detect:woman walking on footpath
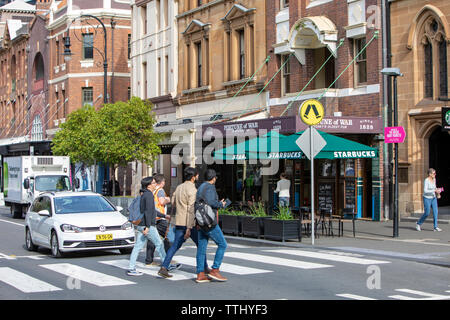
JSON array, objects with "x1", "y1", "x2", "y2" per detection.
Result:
[{"x1": 416, "y1": 168, "x2": 443, "y2": 232}]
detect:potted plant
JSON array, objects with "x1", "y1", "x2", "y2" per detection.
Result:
[
  {"x1": 241, "y1": 202, "x2": 269, "y2": 238},
  {"x1": 263, "y1": 206, "x2": 300, "y2": 242},
  {"x1": 219, "y1": 208, "x2": 245, "y2": 236}
]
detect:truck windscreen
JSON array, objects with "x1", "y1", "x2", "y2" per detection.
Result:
[{"x1": 35, "y1": 175, "x2": 71, "y2": 191}]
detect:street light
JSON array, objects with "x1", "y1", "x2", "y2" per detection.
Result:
[
  {"x1": 381, "y1": 67, "x2": 403, "y2": 238},
  {"x1": 62, "y1": 14, "x2": 108, "y2": 104}
]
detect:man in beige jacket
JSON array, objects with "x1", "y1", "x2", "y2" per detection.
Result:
[{"x1": 158, "y1": 167, "x2": 210, "y2": 278}]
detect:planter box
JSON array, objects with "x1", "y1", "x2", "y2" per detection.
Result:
[
  {"x1": 241, "y1": 216, "x2": 271, "y2": 238},
  {"x1": 263, "y1": 218, "x2": 301, "y2": 242},
  {"x1": 220, "y1": 214, "x2": 241, "y2": 236}
]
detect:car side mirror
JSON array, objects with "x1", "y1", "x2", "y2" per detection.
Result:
[
  {"x1": 38, "y1": 210, "x2": 50, "y2": 217},
  {"x1": 24, "y1": 179, "x2": 30, "y2": 189},
  {"x1": 116, "y1": 206, "x2": 123, "y2": 212}
]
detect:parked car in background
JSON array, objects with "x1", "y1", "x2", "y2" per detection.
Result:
[{"x1": 25, "y1": 191, "x2": 135, "y2": 257}]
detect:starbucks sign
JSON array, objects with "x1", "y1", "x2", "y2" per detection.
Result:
[{"x1": 443, "y1": 107, "x2": 450, "y2": 131}]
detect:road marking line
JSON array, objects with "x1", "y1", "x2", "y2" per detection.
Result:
[
  {"x1": 0, "y1": 267, "x2": 62, "y2": 293},
  {"x1": 40, "y1": 263, "x2": 135, "y2": 287},
  {"x1": 0, "y1": 252, "x2": 16, "y2": 260},
  {"x1": 224, "y1": 252, "x2": 333, "y2": 269},
  {"x1": 176, "y1": 255, "x2": 272, "y2": 275},
  {"x1": 0, "y1": 218, "x2": 25, "y2": 227},
  {"x1": 99, "y1": 259, "x2": 195, "y2": 281},
  {"x1": 265, "y1": 249, "x2": 391, "y2": 265},
  {"x1": 336, "y1": 294, "x2": 377, "y2": 300},
  {"x1": 389, "y1": 289, "x2": 450, "y2": 300}
]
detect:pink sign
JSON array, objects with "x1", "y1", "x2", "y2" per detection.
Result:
[{"x1": 385, "y1": 126, "x2": 406, "y2": 143}]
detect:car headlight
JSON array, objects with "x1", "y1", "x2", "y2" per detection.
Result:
[
  {"x1": 60, "y1": 224, "x2": 84, "y2": 233},
  {"x1": 121, "y1": 221, "x2": 132, "y2": 230}
]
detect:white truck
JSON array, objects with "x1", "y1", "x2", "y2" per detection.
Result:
[{"x1": 2, "y1": 156, "x2": 75, "y2": 218}]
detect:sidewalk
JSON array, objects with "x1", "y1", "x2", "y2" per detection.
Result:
[{"x1": 224, "y1": 219, "x2": 450, "y2": 268}]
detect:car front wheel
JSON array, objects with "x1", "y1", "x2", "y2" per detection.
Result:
[
  {"x1": 51, "y1": 232, "x2": 63, "y2": 258},
  {"x1": 25, "y1": 228, "x2": 38, "y2": 252}
]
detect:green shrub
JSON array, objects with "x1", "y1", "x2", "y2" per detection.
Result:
[
  {"x1": 274, "y1": 206, "x2": 294, "y2": 220},
  {"x1": 249, "y1": 202, "x2": 267, "y2": 217}
]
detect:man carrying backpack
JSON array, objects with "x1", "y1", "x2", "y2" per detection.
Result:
[
  {"x1": 157, "y1": 167, "x2": 209, "y2": 279},
  {"x1": 195, "y1": 169, "x2": 228, "y2": 283},
  {"x1": 127, "y1": 176, "x2": 175, "y2": 276},
  {"x1": 145, "y1": 173, "x2": 173, "y2": 266}
]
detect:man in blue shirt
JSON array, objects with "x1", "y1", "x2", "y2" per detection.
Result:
[{"x1": 195, "y1": 169, "x2": 228, "y2": 283}]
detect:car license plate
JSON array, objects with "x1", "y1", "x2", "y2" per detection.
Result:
[{"x1": 96, "y1": 234, "x2": 113, "y2": 241}]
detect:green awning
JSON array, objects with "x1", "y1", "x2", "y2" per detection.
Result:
[
  {"x1": 213, "y1": 131, "x2": 293, "y2": 160},
  {"x1": 213, "y1": 129, "x2": 378, "y2": 160},
  {"x1": 283, "y1": 130, "x2": 378, "y2": 159}
]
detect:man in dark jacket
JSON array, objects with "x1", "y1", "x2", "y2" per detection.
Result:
[
  {"x1": 195, "y1": 169, "x2": 228, "y2": 283},
  {"x1": 128, "y1": 176, "x2": 176, "y2": 276}
]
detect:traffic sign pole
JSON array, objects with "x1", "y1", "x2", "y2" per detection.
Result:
[{"x1": 310, "y1": 125, "x2": 315, "y2": 245}]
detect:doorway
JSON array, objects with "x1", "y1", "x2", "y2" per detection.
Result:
[{"x1": 429, "y1": 128, "x2": 450, "y2": 206}]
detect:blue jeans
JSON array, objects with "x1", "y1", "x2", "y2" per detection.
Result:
[
  {"x1": 196, "y1": 225, "x2": 227, "y2": 274},
  {"x1": 279, "y1": 197, "x2": 289, "y2": 207},
  {"x1": 129, "y1": 226, "x2": 166, "y2": 271},
  {"x1": 418, "y1": 197, "x2": 439, "y2": 229},
  {"x1": 161, "y1": 226, "x2": 208, "y2": 271}
]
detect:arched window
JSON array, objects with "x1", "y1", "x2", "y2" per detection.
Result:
[
  {"x1": 33, "y1": 53, "x2": 45, "y2": 81},
  {"x1": 31, "y1": 115, "x2": 43, "y2": 141},
  {"x1": 417, "y1": 15, "x2": 449, "y2": 99}
]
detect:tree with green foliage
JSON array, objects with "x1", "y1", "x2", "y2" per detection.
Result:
[{"x1": 52, "y1": 97, "x2": 161, "y2": 195}]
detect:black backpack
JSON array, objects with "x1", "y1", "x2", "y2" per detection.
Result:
[{"x1": 195, "y1": 185, "x2": 217, "y2": 232}]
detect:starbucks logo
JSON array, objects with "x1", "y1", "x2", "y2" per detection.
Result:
[{"x1": 446, "y1": 110, "x2": 450, "y2": 125}]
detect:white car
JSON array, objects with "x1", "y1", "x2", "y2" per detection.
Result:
[{"x1": 25, "y1": 191, "x2": 135, "y2": 257}]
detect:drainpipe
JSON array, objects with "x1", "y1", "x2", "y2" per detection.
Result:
[
  {"x1": 382, "y1": 0, "x2": 393, "y2": 221},
  {"x1": 111, "y1": 19, "x2": 116, "y2": 103}
]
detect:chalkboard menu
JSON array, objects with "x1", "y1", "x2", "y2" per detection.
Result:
[
  {"x1": 345, "y1": 179, "x2": 356, "y2": 208},
  {"x1": 318, "y1": 183, "x2": 333, "y2": 210}
]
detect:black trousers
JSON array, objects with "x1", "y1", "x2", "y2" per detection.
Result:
[{"x1": 145, "y1": 219, "x2": 172, "y2": 264}]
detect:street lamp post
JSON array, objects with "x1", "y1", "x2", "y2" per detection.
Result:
[
  {"x1": 381, "y1": 67, "x2": 403, "y2": 238},
  {"x1": 63, "y1": 14, "x2": 108, "y2": 104}
]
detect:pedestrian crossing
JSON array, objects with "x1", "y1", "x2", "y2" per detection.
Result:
[{"x1": 1, "y1": 247, "x2": 445, "y2": 300}]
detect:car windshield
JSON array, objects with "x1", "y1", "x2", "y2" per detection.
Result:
[
  {"x1": 35, "y1": 175, "x2": 71, "y2": 191},
  {"x1": 54, "y1": 195, "x2": 116, "y2": 214}
]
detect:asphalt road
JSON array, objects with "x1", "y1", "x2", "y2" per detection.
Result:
[{"x1": 1, "y1": 207, "x2": 450, "y2": 302}]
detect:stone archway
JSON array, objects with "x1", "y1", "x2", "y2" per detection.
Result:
[{"x1": 428, "y1": 127, "x2": 450, "y2": 206}]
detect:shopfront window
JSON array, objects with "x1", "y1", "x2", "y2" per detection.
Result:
[{"x1": 319, "y1": 160, "x2": 336, "y2": 177}]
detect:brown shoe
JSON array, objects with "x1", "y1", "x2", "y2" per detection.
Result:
[
  {"x1": 157, "y1": 267, "x2": 173, "y2": 279},
  {"x1": 204, "y1": 267, "x2": 212, "y2": 275},
  {"x1": 208, "y1": 268, "x2": 227, "y2": 282},
  {"x1": 195, "y1": 272, "x2": 211, "y2": 283}
]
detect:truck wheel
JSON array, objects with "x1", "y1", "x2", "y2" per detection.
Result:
[
  {"x1": 11, "y1": 204, "x2": 22, "y2": 219},
  {"x1": 25, "y1": 228, "x2": 38, "y2": 252},
  {"x1": 50, "y1": 232, "x2": 63, "y2": 258}
]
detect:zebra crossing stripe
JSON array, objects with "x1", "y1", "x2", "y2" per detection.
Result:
[
  {"x1": 265, "y1": 249, "x2": 391, "y2": 265},
  {"x1": 336, "y1": 293, "x2": 377, "y2": 300},
  {"x1": 40, "y1": 263, "x2": 135, "y2": 287},
  {"x1": 389, "y1": 289, "x2": 450, "y2": 300},
  {"x1": 175, "y1": 255, "x2": 272, "y2": 275},
  {"x1": 0, "y1": 267, "x2": 62, "y2": 293},
  {"x1": 224, "y1": 252, "x2": 333, "y2": 269},
  {"x1": 99, "y1": 259, "x2": 195, "y2": 281}
]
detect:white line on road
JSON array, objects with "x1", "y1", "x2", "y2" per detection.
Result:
[
  {"x1": 0, "y1": 218, "x2": 25, "y2": 227},
  {"x1": 99, "y1": 259, "x2": 195, "y2": 281},
  {"x1": 176, "y1": 255, "x2": 272, "y2": 275},
  {"x1": 389, "y1": 289, "x2": 450, "y2": 300},
  {"x1": 0, "y1": 267, "x2": 62, "y2": 293},
  {"x1": 265, "y1": 249, "x2": 391, "y2": 265},
  {"x1": 0, "y1": 252, "x2": 16, "y2": 260},
  {"x1": 40, "y1": 263, "x2": 135, "y2": 287},
  {"x1": 336, "y1": 293, "x2": 377, "y2": 300},
  {"x1": 224, "y1": 252, "x2": 333, "y2": 269}
]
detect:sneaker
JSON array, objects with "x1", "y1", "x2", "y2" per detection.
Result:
[
  {"x1": 415, "y1": 223, "x2": 421, "y2": 231},
  {"x1": 207, "y1": 268, "x2": 227, "y2": 282},
  {"x1": 145, "y1": 261, "x2": 160, "y2": 267},
  {"x1": 434, "y1": 227, "x2": 442, "y2": 232},
  {"x1": 127, "y1": 269, "x2": 143, "y2": 276},
  {"x1": 195, "y1": 272, "x2": 211, "y2": 283},
  {"x1": 157, "y1": 267, "x2": 173, "y2": 278},
  {"x1": 204, "y1": 267, "x2": 212, "y2": 275},
  {"x1": 167, "y1": 263, "x2": 182, "y2": 272}
]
